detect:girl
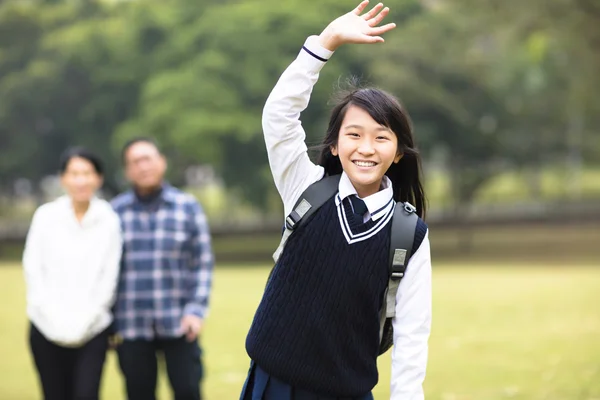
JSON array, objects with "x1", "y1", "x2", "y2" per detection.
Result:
[
  {"x1": 23, "y1": 147, "x2": 122, "y2": 400},
  {"x1": 242, "y1": 1, "x2": 432, "y2": 399}
]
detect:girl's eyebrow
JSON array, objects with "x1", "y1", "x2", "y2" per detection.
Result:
[
  {"x1": 344, "y1": 124, "x2": 391, "y2": 132},
  {"x1": 343, "y1": 124, "x2": 364, "y2": 130}
]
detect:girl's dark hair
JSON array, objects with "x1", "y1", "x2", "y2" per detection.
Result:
[
  {"x1": 317, "y1": 86, "x2": 427, "y2": 218},
  {"x1": 58, "y1": 147, "x2": 104, "y2": 176}
]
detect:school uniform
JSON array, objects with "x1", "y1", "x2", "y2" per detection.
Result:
[
  {"x1": 241, "y1": 36, "x2": 432, "y2": 400},
  {"x1": 23, "y1": 195, "x2": 122, "y2": 400}
]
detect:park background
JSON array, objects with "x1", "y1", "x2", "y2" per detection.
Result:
[{"x1": 0, "y1": 0, "x2": 598, "y2": 399}]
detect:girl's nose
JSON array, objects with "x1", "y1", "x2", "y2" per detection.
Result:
[{"x1": 357, "y1": 139, "x2": 375, "y2": 155}]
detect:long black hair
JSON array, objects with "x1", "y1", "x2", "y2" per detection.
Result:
[{"x1": 317, "y1": 86, "x2": 427, "y2": 218}]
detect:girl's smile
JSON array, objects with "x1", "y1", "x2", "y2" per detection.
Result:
[
  {"x1": 352, "y1": 160, "x2": 378, "y2": 168},
  {"x1": 331, "y1": 105, "x2": 402, "y2": 198}
]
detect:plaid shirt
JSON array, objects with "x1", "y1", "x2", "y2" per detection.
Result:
[{"x1": 111, "y1": 184, "x2": 214, "y2": 340}]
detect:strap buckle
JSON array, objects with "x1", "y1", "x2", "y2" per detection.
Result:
[
  {"x1": 391, "y1": 248, "x2": 407, "y2": 281},
  {"x1": 403, "y1": 202, "x2": 417, "y2": 214},
  {"x1": 285, "y1": 213, "x2": 299, "y2": 230},
  {"x1": 391, "y1": 271, "x2": 404, "y2": 280},
  {"x1": 284, "y1": 199, "x2": 312, "y2": 231}
]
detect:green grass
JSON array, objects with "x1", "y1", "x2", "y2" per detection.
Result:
[{"x1": 1, "y1": 263, "x2": 599, "y2": 400}]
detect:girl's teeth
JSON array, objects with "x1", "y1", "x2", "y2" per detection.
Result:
[{"x1": 355, "y1": 161, "x2": 375, "y2": 167}]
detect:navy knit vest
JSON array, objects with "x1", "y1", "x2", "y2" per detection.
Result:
[{"x1": 246, "y1": 197, "x2": 395, "y2": 396}]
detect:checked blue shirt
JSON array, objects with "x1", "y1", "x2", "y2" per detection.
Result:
[{"x1": 111, "y1": 184, "x2": 214, "y2": 340}]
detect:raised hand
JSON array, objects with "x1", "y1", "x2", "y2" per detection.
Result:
[{"x1": 318, "y1": 1, "x2": 396, "y2": 51}]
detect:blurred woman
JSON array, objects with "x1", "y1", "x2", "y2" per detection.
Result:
[{"x1": 22, "y1": 147, "x2": 122, "y2": 400}]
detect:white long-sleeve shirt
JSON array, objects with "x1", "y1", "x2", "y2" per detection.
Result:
[
  {"x1": 23, "y1": 195, "x2": 122, "y2": 347},
  {"x1": 263, "y1": 35, "x2": 432, "y2": 399}
]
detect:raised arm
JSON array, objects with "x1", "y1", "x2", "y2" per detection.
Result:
[
  {"x1": 262, "y1": 36, "x2": 330, "y2": 216},
  {"x1": 264, "y1": 0, "x2": 397, "y2": 216},
  {"x1": 390, "y1": 232, "x2": 432, "y2": 399}
]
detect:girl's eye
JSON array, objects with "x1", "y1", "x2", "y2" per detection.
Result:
[
  {"x1": 377, "y1": 136, "x2": 390, "y2": 140},
  {"x1": 347, "y1": 132, "x2": 360, "y2": 137}
]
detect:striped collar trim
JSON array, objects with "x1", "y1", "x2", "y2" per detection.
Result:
[
  {"x1": 336, "y1": 194, "x2": 395, "y2": 244},
  {"x1": 334, "y1": 172, "x2": 394, "y2": 222}
]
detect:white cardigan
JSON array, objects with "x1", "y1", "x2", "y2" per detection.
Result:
[{"x1": 23, "y1": 195, "x2": 122, "y2": 347}]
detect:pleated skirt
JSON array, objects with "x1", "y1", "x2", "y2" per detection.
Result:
[{"x1": 240, "y1": 361, "x2": 374, "y2": 400}]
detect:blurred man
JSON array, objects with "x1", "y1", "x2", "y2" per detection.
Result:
[{"x1": 111, "y1": 137, "x2": 214, "y2": 400}]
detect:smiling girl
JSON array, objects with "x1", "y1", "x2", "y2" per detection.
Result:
[{"x1": 242, "y1": 2, "x2": 432, "y2": 399}]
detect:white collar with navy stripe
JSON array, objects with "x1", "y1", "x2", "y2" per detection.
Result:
[{"x1": 334, "y1": 172, "x2": 394, "y2": 221}]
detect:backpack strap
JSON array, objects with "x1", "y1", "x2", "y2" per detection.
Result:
[
  {"x1": 272, "y1": 174, "x2": 341, "y2": 262},
  {"x1": 379, "y1": 202, "x2": 418, "y2": 343}
]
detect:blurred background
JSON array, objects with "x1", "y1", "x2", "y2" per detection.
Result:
[{"x1": 0, "y1": 0, "x2": 598, "y2": 399}]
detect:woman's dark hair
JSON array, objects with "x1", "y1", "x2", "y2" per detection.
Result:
[
  {"x1": 59, "y1": 147, "x2": 104, "y2": 176},
  {"x1": 317, "y1": 86, "x2": 427, "y2": 218}
]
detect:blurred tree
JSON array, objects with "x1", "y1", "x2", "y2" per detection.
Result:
[
  {"x1": 448, "y1": 0, "x2": 600, "y2": 197},
  {"x1": 0, "y1": 0, "x2": 142, "y2": 196},
  {"x1": 111, "y1": 0, "x2": 356, "y2": 208},
  {"x1": 362, "y1": 8, "x2": 510, "y2": 212},
  {"x1": 368, "y1": 0, "x2": 600, "y2": 209},
  {"x1": 0, "y1": 0, "x2": 597, "y2": 214}
]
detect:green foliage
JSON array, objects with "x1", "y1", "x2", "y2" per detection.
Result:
[{"x1": 0, "y1": 0, "x2": 598, "y2": 209}]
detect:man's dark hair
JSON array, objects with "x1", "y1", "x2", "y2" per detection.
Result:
[{"x1": 121, "y1": 137, "x2": 162, "y2": 164}]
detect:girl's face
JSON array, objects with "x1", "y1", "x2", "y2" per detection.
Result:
[
  {"x1": 60, "y1": 157, "x2": 102, "y2": 204},
  {"x1": 331, "y1": 105, "x2": 402, "y2": 198}
]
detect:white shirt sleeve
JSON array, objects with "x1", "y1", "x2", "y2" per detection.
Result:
[
  {"x1": 22, "y1": 207, "x2": 46, "y2": 310},
  {"x1": 390, "y1": 231, "x2": 432, "y2": 400},
  {"x1": 262, "y1": 35, "x2": 332, "y2": 216},
  {"x1": 83, "y1": 213, "x2": 122, "y2": 333},
  {"x1": 22, "y1": 206, "x2": 61, "y2": 341}
]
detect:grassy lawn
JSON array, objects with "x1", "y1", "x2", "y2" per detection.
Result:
[{"x1": 0, "y1": 263, "x2": 599, "y2": 399}]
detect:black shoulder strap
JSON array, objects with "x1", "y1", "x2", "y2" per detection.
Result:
[
  {"x1": 272, "y1": 174, "x2": 341, "y2": 262},
  {"x1": 379, "y1": 201, "x2": 419, "y2": 347},
  {"x1": 389, "y1": 202, "x2": 419, "y2": 280},
  {"x1": 284, "y1": 174, "x2": 341, "y2": 231}
]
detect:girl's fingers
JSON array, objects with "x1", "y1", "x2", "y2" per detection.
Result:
[
  {"x1": 362, "y1": 2, "x2": 384, "y2": 20},
  {"x1": 360, "y1": 34, "x2": 384, "y2": 43},
  {"x1": 369, "y1": 23, "x2": 396, "y2": 36},
  {"x1": 353, "y1": 0, "x2": 370, "y2": 15},
  {"x1": 368, "y1": 7, "x2": 389, "y2": 26}
]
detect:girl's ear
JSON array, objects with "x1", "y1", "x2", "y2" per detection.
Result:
[
  {"x1": 394, "y1": 152, "x2": 403, "y2": 164},
  {"x1": 330, "y1": 145, "x2": 338, "y2": 157}
]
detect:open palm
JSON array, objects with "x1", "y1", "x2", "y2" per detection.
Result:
[{"x1": 319, "y1": 1, "x2": 396, "y2": 50}]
